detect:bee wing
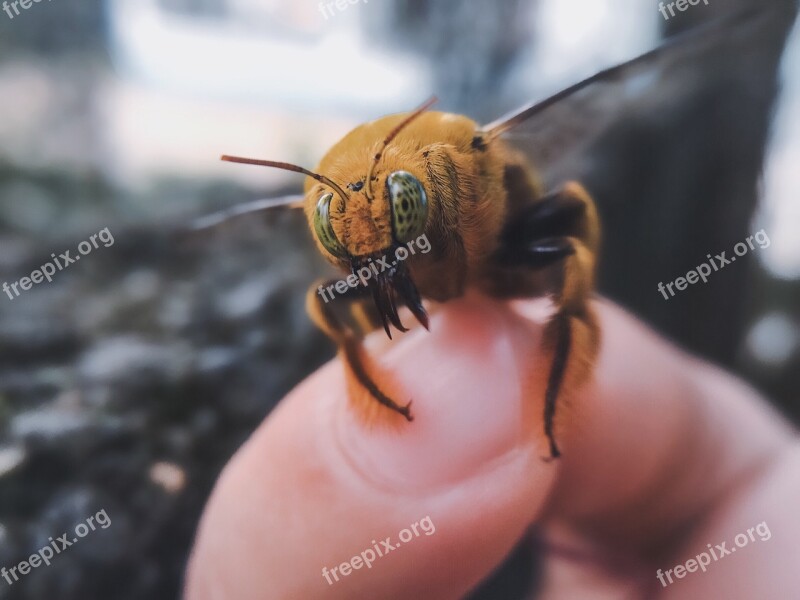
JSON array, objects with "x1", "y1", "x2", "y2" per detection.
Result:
[
  {"x1": 189, "y1": 194, "x2": 305, "y2": 232},
  {"x1": 482, "y1": 7, "x2": 772, "y2": 187}
]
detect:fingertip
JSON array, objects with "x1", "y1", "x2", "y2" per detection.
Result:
[
  {"x1": 187, "y1": 294, "x2": 563, "y2": 600},
  {"x1": 334, "y1": 293, "x2": 550, "y2": 490}
]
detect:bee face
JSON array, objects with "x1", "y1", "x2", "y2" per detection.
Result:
[
  {"x1": 307, "y1": 162, "x2": 431, "y2": 334},
  {"x1": 309, "y1": 183, "x2": 391, "y2": 261},
  {"x1": 309, "y1": 169, "x2": 428, "y2": 262}
]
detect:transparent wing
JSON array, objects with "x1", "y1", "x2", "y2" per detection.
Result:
[{"x1": 482, "y1": 6, "x2": 775, "y2": 188}]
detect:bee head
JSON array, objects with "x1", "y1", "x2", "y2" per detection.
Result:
[{"x1": 308, "y1": 171, "x2": 429, "y2": 337}]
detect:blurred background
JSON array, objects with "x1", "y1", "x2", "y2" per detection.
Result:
[{"x1": 0, "y1": 0, "x2": 797, "y2": 598}]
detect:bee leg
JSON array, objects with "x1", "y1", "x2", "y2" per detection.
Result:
[
  {"x1": 497, "y1": 182, "x2": 601, "y2": 458},
  {"x1": 340, "y1": 336, "x2": 414, "y2": 421},
  {"x1": 305, "y1": 280, "x2": 414, "y2": 421},
  {"x1": 496, "y1": 236, "x2": 575, "y2": 268},
  {"x1": 349, "y1": 301, "x2": 381, "y2": 337},
  {"x1": 535, "y1": 236, "x2": 599, "y2": 459},
  {"x1": 501, "y1": 182, "x2": 600, "y2": 256}
]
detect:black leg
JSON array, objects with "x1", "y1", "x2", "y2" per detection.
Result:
[
  {"x1": 494, "y1": 236, "x2": 576, "y2": 268},
  {"x1": 501, "y1": 190, "x2": 587, "y2": 250},
  {"x1": 493, "y1": 183, "x2": 600, "y2": 458},
  {"x1": 341, "y1": 338, "x2": 413, "y2": 421},
  {"x1": 306, "y1": 279, "x2": 415, "y2": 422},
  {"x1": 543, "y1": 312, "x2": 571, "y2": 459}
]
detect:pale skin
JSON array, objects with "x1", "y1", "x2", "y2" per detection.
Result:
[{"x1": 185, "y1": 295, "x2": 799, "y2": 599}]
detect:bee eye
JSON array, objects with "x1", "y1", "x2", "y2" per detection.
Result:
[
  {"x1": 313, "y1": 193, "x2": 347, "y2": 258},
  {"x1": 386, "y1": 171, "x2": 428, "y2": 243}
]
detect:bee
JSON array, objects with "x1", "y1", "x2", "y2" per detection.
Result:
[{"x1": 197, "y1": 9, "x2": 767, "y2": 458}]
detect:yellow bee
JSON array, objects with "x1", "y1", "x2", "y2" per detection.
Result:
[
  {"x1": 216, "y1": 99, "x2": 598, "y2": 459},
  {"x1": 199, "y1": 10, "x2": 762, "y2": 458}
]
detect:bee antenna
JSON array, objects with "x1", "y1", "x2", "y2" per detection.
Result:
[
  {"x1": 364, "y1": 96, "x2": 438, "y2": 200},
  {"x1": 220, "y1": 155, "x2": 350, "y2": 203}
]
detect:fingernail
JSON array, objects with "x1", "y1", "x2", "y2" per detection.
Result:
[{"x1": 333, "y1": 294, "x2": 541, "y2": 491}]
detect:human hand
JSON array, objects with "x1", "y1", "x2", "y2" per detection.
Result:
[{"x1": 185, "y1": 295, "x2": 798, "y2": 599}]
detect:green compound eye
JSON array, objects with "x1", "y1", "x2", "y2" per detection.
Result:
[
  {"x1": 313, "y1": 193, "x2": 347, "y2": 258},
  {"x1": 386, "y1": 171, "x2": 428, "y2": 243}
]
